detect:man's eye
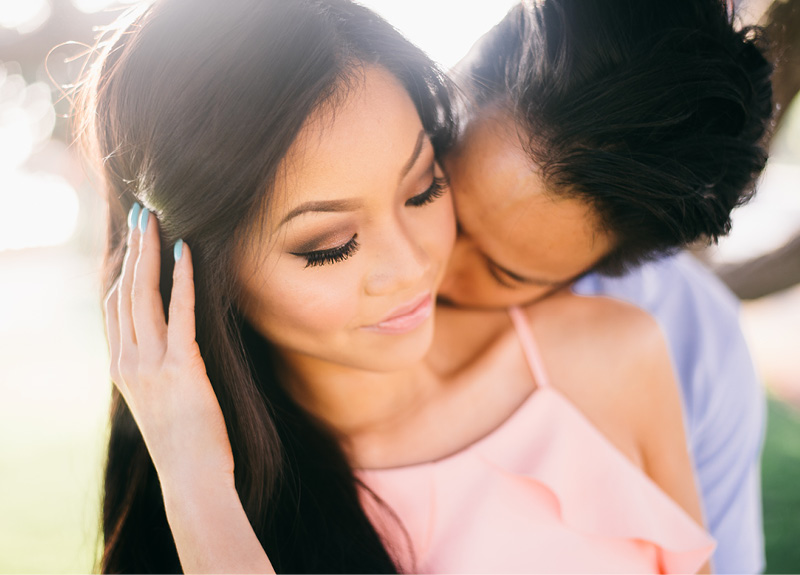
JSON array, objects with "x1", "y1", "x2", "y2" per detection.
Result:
[
  {"x1": 406, "y1": 176, "x2": 448, "y2": 207},
  {"x1": 487, "y1": 261, "x2": 518, "y2": 289},
  {"x1": 291, "y1": 234, "x2": 359, "y2": 268}
]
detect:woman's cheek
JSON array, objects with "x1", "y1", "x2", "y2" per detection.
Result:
[{"x1": 252, "y1": 264, "x2": 363, "y2": 345}]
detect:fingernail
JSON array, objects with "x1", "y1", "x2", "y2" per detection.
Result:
[
  {"x1": 139, "y1": 207, "x2": 150, "y2": 233},
  {"x1": 174, "y1": 239, "x2": 183, "y2": 262},
  {"x1": 127, "y1": 202, "x2": 141, "y2": 230}
]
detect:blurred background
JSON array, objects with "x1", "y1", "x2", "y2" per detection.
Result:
[{"x1": 0, "y1": 0, "x2": 798, "y2": 572}]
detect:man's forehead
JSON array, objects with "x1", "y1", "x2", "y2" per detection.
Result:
[
  {"x1": 463, "y1": 178, "x2": 613, "y2": 277},
  {"x1": 456, "y1": 119, "x2": 543, "y2": 205}
]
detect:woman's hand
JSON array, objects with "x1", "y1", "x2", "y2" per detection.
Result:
[
  {"x1": 104, "y1": 204, "x2": 234, "y2": 486},
  {"x1": 104, "y1": 204, "x2": 273, "y2": 574}
]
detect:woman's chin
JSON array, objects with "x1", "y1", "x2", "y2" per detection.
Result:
[{"x1": 352, "y1": 316, "x2": 436, "y2": 373}]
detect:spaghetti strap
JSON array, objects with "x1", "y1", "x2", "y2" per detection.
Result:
[{"x1": 508, "y1": 306, "x2": 551, "y2": 389}]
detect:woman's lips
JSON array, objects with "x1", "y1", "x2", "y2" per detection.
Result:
[{"x1": 361, "y1": 293, "x2": 434, "y2": 335}]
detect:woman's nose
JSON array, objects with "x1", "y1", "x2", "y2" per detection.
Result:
[{"x1": 364, "y1": 227, "x2": 431, "y2": 297}]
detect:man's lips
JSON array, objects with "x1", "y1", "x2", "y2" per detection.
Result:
[{"x1": 361, "y1": 293, "x2": 434, "y2": 335}]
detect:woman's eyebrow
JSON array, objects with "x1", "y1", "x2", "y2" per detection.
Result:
[
  {"x1": 279, "y1": 198, "x2": 362, "y2": 226},
  {"x1": 280, "y1": 130, "x2": 428, "y2": 227}
]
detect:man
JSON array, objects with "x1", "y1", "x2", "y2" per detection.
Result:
[{"x1": 440, "y1": 0, "x2": 773, "y2": 572}]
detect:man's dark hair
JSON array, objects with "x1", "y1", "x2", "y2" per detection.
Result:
[{"x1": 462, "y1": 0, "x2": 773, "y2": 274}]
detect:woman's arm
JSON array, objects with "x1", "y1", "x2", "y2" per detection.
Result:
[
  {"x1": 104, "y1": 206, "x2": 274, "y2": 574},
  {"x1": 624, "y1": 311, "x2": 712, "y2": 574},
  {"x1": 525, "y1": 293, "x2": 713, "y2": 574},
  {"x1": 160, "y1": 476, "x2": 273, "y2": 574}
]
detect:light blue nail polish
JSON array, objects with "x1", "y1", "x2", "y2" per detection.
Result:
[
  {"x1": 174, "y1": 239, "x2": 183, "y2": 262},
  {"x1": 127, "y1": 203, "x2": 141, "y2": 230},
  {"x1": 139, "y1": 207, "x2": 150, "y2": 233}
]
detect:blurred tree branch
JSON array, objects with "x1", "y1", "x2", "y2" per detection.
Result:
[
  {"x1": 761, "y1": 0, "x2": 800, "y2": 131},
  {"x1": 716, "y1": 233, "x2": 800, "y2": 299},
  {"x1": 710, "y1": 0, "x2": 800, "y2": 300}
]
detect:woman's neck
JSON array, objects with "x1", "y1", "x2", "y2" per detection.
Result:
[
  {"x1": 272, "y1": 305, "x2": 514, "y2": 468},
  {"x1": 275, "y1": 349, "x2": 441, "y2": 444}
]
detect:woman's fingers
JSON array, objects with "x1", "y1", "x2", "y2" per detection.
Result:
[
  {"x1": 168, "y1": 239, "x2": 197, "y2": 351},
  {"x1": 132, "y1": 208, "x2": 168, "y2": 360},
  {"x1": 113, "y1": 204, "x2": 198, "y2": 392},
  {"x1": 104, "y1": 281, "x2": 124, "y2": 392},
  {"x1": 118, "y1": 203, "x2": 142, "y2": 354}
]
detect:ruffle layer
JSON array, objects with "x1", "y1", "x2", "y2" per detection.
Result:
[{"x1": 359, "y1": 387, "x2": 715, "y2": 574}]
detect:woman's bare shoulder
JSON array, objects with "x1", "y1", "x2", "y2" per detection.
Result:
[
  {"x1": 526, "y1": 289, "x2": 662, "y2": 341},
  {"x1": 523, "y1": 289, "x2": 706, "y2": 532},
  {"x1": 522, "y1": 289, "x2": 674, "y2": 382},
  {"x1": 520, "y1": 290, "x2": 686, "y2": 468}
]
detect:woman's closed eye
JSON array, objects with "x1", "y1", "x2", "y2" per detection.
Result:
[
  {"x1": 289, "y1": 172, "x2": 446, "y2": 269},
  {"x1": 291, "y1": 234, "x2": 360, "y2": 268},
  {"x1": 406, "y1": 176, "x2": 448, "y2": 207}
]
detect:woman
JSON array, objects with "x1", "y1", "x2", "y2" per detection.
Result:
[{"x1": 88, "y1": 0, "x2": 714, "y2": 572}]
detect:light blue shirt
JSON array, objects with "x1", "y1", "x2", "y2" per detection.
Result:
[{"x1": 573, "y1": 252, "x2": 766, "y2": 574}]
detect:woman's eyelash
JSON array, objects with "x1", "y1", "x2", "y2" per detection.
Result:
[
  {"x1": 292, "y1": 234, "x2": 360, "y2": 268},
  {"x1": 406, "y1": 176, "x2": 448, "y2": 207},
  {"x1": 289, "y1": 176, "x2": 444, "y2": 268}
]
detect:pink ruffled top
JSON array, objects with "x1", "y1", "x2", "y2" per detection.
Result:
[{"x1": 358, "y1": 307, "x2": 715, "y2": 574}]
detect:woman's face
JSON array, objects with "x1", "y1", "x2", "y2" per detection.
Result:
[{"x1": 237, "y1": 67, "x2": 456, "y2": 373}]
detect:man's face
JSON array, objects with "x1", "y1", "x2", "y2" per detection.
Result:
[{"x1": 439, "y1": 109, "x2": 615, "y2": 308}]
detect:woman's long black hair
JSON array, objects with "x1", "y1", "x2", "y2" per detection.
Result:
[{"x1": 78, "y1": 0, "x2": 454, "y2": 571}]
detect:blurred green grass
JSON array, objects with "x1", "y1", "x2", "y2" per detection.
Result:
[
  {"x1": 0, "y1": 423, "x2": 105, "y2": 573},
  {"x1": 762, "y1": 396, "x2": 800, "y2": 574},
  {"x1": 0, "y1": 248, "x2": 109, "y2": 574}
]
